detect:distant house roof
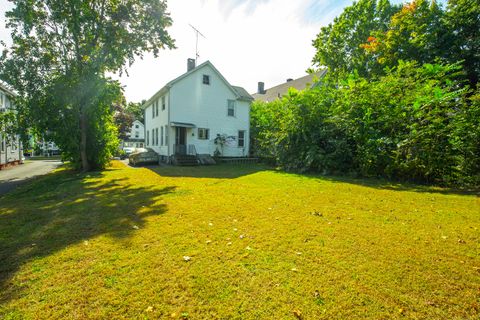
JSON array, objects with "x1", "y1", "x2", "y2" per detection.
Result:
[
  {"x1": 142, "y1": 60, "x2": 253, "y2": 109},
  {"x1": 252, "y1": 69, "x2": 327, "y2": 102}
]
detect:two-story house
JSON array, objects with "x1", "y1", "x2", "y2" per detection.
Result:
[
  {"x1": 142, "y1": 59, "x2": 253, "y2": 164},
  {"x1": 0, "y1": 82, "x2": 23, "y2": 169}
]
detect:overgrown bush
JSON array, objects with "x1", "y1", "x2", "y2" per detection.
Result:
[{"x1": 251, "y1": 62, "x2": 480, "y2": 187}]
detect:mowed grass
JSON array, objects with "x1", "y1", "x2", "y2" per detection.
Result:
[{"x1": 0, "y1": 161, "x2": 479, "y2": 319}]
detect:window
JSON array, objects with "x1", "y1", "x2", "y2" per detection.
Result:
[
  {"x1": 155, "y1": 100, "x2": 159, "y2": 117},
  {"x1": 238, "y1": 130, "x2": 245, "y2": 147},
  {"x1": 151, "y1": 104, "x2": 154, "y2": 118},
  {"x1": 203, "y1": 75, "x2": 210, "y2": 85},
  {"x1": 198, "y1": 128, "x2": 210, "y2": 140},
  {"x1": 0, "y1": 135, "x2": 4, "y2": 152},
  {"x1": 227, "y1": 100, "x2": 235, "y2": 117},
  {"x1": 162, "y1": 96, "x2": 166, "y2": 110},
  {"x1": 135, "y1": 124, "x2": 139, "y2": 129},
  {"x1": 155, "y1": 128, "x2": 159, "y2": 146},
  {"x1": 147, "y1": 130, "x2": 150, "y2": 146},
  {"x1": 135, "y1": 131, "x2": 139, "y2": 138},
  {"x1": 161, "y1": 126, "x2": 164, "y2": 145}
]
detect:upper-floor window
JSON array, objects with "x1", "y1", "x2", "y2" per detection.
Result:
[
  {"x1": 227, "y1": 100, "x2": 235, "y2": 117},
  {"x1": 155, "y1": 100, "x2": 159, "y2": 117},
  {"x1": 151, "y1": 104, "x2": 154, "y2": 118},
  {"x1": 135, "y1": 131, "x2": 139, "y2": 138},
  {"x1": 198, "y1": 128, "x2": 210, "y2": 140},
  {"x1": 203, "y1": 75, "x2": 210, "y2": 85},
  {"x1": 162, "y1": 96, "x2": 166, "y2": 110},
  {"x1": 135, "y1": 124, "x2": 139, "y2": 129},
  {"x1": 238, "y1": 130, "x2": 245, "y2": 147}
]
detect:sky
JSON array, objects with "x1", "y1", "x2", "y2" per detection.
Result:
[{"x1": 0, "y1": 0, "x2": 414, "y2": 103}]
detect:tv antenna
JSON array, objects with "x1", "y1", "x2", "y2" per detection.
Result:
[{"x1": 189, "y1": 24, "x2": 206, "y2": 64}]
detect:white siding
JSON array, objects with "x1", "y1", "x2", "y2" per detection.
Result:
[
  {"x1": 144, "y1": 93, "x2": 170, "y2": 156},
  {"x1": 0, "y1": 88, "x2": 22, "y2": 166},
  {"x1": 169, "y1": 64, "x2": 250, "y2": 157}
]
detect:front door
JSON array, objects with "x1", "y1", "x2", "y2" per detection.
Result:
[{"x1": 175, "y1": 127, "x2": 186, "y2": 155}]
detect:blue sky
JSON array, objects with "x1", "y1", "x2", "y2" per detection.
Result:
[{"x1": 0, "y1": 0, "x2": 437, "y2": 102}]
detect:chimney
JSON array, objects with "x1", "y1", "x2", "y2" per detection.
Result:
[
  {"x1": 187, "y1": 58, "x2": 196, "y2": 72},
  {"x1": 286, "y1": 78, "x2": 293, "y2": 82},
  {"x1": 257, "y1": 82, "x2": 265, "y2": 94}
]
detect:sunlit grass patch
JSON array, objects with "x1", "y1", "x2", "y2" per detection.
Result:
[{"x1": 0, "y1": 162, "x2": 478, "y2": 319}]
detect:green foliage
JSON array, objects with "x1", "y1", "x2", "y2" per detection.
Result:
[
  {"x1": 251, "y1": 62, "x2": 480, "y2": 187},
  {"x1": 126, "y1": 101, "x2": 145, "y2": 123},
  {"x1": 0, "y1": 0, "x2": 175, "y2": 170},
  {"x1": 443, "y1": 0, "x2": 480, "y2": 86},
  {"x1": 34, "y1": 73, "x2": 121, "y2": 170},
  {"x1": 312, "y1": 0, "x2": 400, "y2": 77}
]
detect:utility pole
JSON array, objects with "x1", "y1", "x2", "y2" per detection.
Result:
[{"x1": 189, "y1": 24, "x2": 206, "y2": 65}]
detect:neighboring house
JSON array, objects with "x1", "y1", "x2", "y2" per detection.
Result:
[
  {"x1": 0, "y1": 82, "x2": 23, "y2": 169},
  {"x1": 122, "y1": 120, "x2": 145, "y2": 148},
  {"x1": 142, "y1": 59, "x2": 253, "y2": 163},
  {"x1": 252, "y1": 70, "x2": 328, "y2": 102}
]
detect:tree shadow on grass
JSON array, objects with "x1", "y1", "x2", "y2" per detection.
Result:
[
  {"x1": 295, "y1": 172, "x2": 479, "y2": 196},
  {"x1": 0, "y1": 167, "x2": 176, "y2": 303},
  {"x1": 147, "y1": 163, "x2": 272, "y2": 179}
]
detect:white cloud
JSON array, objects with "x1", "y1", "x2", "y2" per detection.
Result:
[
  {"x1": 0, "y1": 0, "x2": 358, "y2": 102},
  {"x1": 116, "y1": 0, "x2": 339, "y2": 102}
]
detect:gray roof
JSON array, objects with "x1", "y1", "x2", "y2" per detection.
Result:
[
  {"x1": 232, "y1": 86, "x2": 254, "y2": 101},
  {"x1": 0, "y1": 81, "x2": 17, "y2": 97},
  {"x1": 252, "y1": 69, "x2": 327, "y2": 102},
  {"x1": 142, "y1": 61, "x2": 252, "y2": 109}
]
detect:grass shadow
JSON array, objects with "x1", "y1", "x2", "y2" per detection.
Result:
[
  {"x1": 294, "y1": 172, "x2": 479, "y2": 196},
  {"x1": 0, "y1": 166, "x2": 176, "y2": 303},
  {"x1": 147, "y1": 163, "x2": 272, "y2": 179}
]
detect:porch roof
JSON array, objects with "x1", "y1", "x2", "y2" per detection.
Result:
[{"x1": 170, "y1": 122, "x2": 196, "y2": 128}]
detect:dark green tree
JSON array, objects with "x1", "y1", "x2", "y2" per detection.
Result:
[{"x1": 443, "y1": 0, "x2": 480, "y2": 87}]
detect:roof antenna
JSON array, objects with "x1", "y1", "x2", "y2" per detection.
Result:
[{"x1": 189, "y1": 24, "x2": 206, "y2": 65}]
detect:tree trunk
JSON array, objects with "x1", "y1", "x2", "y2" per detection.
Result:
[{"x1": 80, "y1": 108, "x2": 89, "y2": 171}]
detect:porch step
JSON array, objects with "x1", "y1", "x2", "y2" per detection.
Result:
[{"x1": 173, "y1": 155, "x2": 199, "y2": 166}]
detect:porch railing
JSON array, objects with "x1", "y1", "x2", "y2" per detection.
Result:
[
  {"x1": 174, "y1": 144, "x2": 187, "y2": 155},
  {"x1": 187, "y1": 144, "x2": 197, "y2": 156}
]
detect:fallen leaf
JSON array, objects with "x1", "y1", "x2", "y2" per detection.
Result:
[
  {"x1": 183, "y1": 256, "x2": 191, "y2": 262},
  {"x1": 293, "y1": 309, "x2": 302, "y2": 319},
  {"x1": 145, "y1": 306, "x2": 153, "y2": 312}
]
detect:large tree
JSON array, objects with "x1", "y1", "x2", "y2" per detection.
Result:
[
  {"x1": 0, "y1": 0, "x2": 175, "y2": 170},
  {"x1": 443, "y1": 0, "x2": 480, "y2": 87},
  {"x1": 312, "y1": 0, "x2": 400, "y2": 78}
]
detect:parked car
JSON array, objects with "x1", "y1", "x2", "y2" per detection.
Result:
[
  {"x1": 120, "y1": 147, "x2": 136, "y2": 159},
  {"x1": 128, "y1": 148, "x2": 159, "y2": 166}
]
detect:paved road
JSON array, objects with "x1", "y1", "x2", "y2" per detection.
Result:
[{"x1": 0, "y1": 160, "x2": 62, "y2": 196}]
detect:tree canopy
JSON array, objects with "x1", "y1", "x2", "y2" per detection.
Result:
[{"x1": 0, "y1": 0, "x2": 175, "y2": 170}]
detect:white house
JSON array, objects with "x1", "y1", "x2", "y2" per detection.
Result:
[
  {"x1": 122, "y1": 120, "x2": 145, "y2": 148},
  {"x1": 142, "y1": 59, "x2": 253, "y2": 163},
  {"x1": 0, "y1": 82, "x2": 23, "y2": 169}
]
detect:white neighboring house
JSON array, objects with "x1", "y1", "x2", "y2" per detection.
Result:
[
  {"x1": 0, "y1": 82, "x2": 23, "y2": 169},
  {"x1": 142, "y1": 59, "x2": 253, "y2": 162},
  {"x1": 122, "y1": 120, "x2": 145, "y2": 148}
]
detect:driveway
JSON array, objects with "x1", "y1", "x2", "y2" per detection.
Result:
[{"x1": 0, "y1": 160, "x2": 62, "y2": 196}]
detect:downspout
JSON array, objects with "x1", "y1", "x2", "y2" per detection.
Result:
[{"x1": 167, "y1": 88, "x2": 171, "y2": 157}]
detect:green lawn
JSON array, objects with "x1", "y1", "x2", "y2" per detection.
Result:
[{"x1": 0, "y1": 162, "x2": 479, "y2": 319}]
